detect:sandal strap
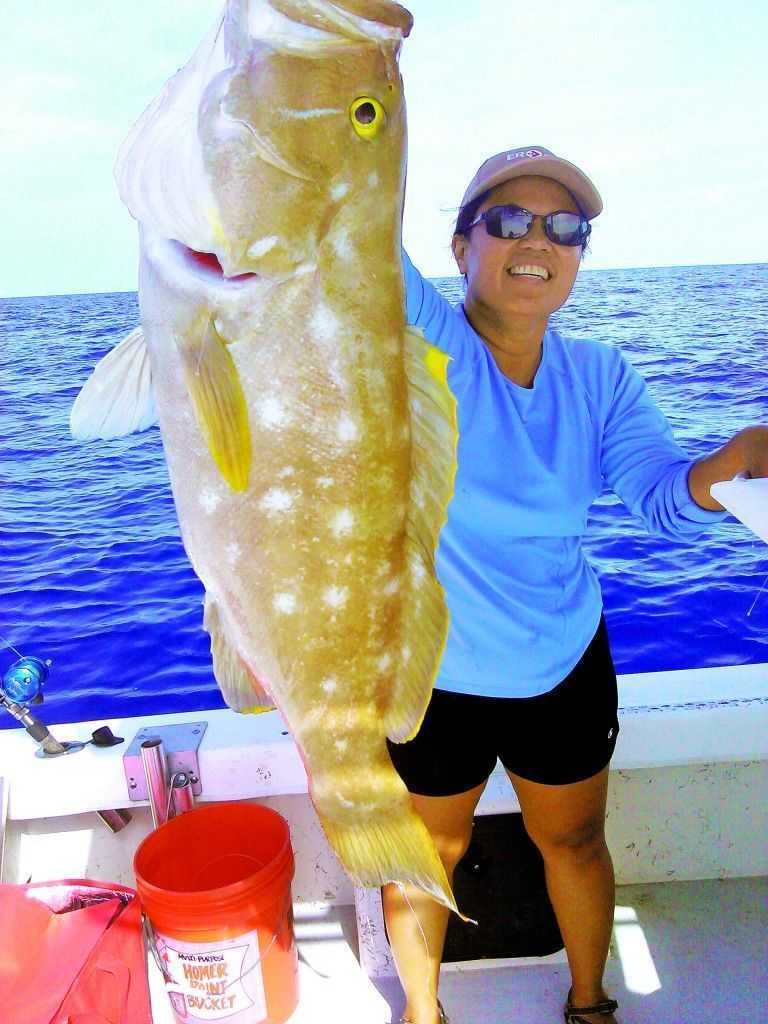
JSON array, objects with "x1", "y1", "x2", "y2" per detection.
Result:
[
  {"x1": 399, "y1": 1000, "x2": 450, "y2": 1024},
  {"x1": 565, "y1": 995, "x2": 619, "y2": 1021}
]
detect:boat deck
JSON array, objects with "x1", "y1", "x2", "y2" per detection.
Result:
[{"x1": 145, "y1": 876, "x2": 766, "y2": 1023}]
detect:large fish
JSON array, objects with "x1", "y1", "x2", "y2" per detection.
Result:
[{"x1": 71, "y1": 0, "x2": 460, "y2": 913}]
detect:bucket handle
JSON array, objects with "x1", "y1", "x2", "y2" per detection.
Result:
[{"x1": 143, "y1": 892, "x2": 292, "y2": 995}]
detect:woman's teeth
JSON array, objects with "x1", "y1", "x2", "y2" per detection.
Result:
[{"x1": 507, "y1": 265, "x2": 550, "y2": 280}]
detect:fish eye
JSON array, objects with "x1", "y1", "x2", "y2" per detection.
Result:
[{"x1": 349, "y1": 97, "x2": 386, "y2": 139}]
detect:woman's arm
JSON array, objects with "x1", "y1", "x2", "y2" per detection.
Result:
[
  {"x1": 600, "y1": 349, "x2": 728, "y2": 538},
  {"x1": 688, "y1": 425, "x2": 768, "y2": 510},
  {"x1": 402, "y1": 250, "x2": 471, "y2": 363}
]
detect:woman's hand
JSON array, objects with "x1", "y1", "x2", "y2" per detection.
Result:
[
  {"x1": 688, "y1": 425, "x2": 768, "y2": 510},
  {"x1": 741, "y1": 425, "x2": 768, "y2": 478}
]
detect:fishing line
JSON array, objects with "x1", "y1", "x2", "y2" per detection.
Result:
[
  {"x1": 746, "y1": 571, "x2": 768, "y2": 617},
  {"x1": 395, "y1": 881, "x2": 438, "y2": 1009},
  {"x1": 0, "y1": 634, "x2": 25, "y2": 659}
]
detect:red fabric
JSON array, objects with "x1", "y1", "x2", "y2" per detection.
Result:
[{"x1": 0, "y1": 880, "x2": 152, "y2": 1024}]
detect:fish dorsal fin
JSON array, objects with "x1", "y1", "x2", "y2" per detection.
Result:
[
  {"x1": 384, "y1": 326, "x2": 458, "y2": 743},
  {"x1": 266, "y1": 0, "x2": 411, "y2": 41},
  {"x1": 203, "y1": 594, "x2": 275, "y2": 713},
  {"x1": 70, "y1": 326, "x2": 158, "y2": 440},
  {"x1": 182, "y1": 318, "x2": 252, "y2": 492}
]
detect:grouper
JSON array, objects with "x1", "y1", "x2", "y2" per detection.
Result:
[{"x1": 71, "y1": 0, "x2": 460, "y2": 913}]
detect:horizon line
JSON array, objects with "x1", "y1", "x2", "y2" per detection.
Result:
[{"x1": 2, "y1": 258, "x2": 766, "y2": 301}]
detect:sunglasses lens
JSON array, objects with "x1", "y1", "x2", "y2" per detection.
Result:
[
  {"x1": 489, "y1": 206, "x2": 532, "y2": 239},
  {"x1": 547, "y1": 212, "x2": 588, "y2": 246}
]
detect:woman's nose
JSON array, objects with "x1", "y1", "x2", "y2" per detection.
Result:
[{"x1": 519, "y1": 216, "x2": 551, "y2": 249}]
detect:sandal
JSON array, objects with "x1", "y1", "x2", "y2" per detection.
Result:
[
  {"x1": 564, "y1": 988, "x2": 619, "y2": 1023},
  {"x1": 399, "y1": 999, "x2": 450, "y2": 1024}
]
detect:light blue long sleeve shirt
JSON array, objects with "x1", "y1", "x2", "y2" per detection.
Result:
[{"x1": 403, "y1": 252, "x2": 727, "y2": 698}]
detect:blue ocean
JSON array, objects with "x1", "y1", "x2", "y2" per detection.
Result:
[{"x1": 1, "y1": 264, "x2": 766, "y2": 729}]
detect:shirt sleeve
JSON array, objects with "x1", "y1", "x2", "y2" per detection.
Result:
[
  {"x1": 601, "y1": 349, "x2": 728, "y2": 539},
  {"x1": 401, "y1": 249, "x2": 472, "y2": 364}
]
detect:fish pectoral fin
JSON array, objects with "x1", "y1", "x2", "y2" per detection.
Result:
[
  {"x1": 203, "y1": 595, "x2": 275, "y2": 714},
  {"x1": 384, "y1": 327, "x2": 459, "y2": 743},
  {"x1": 182, "y1": 318, "x2": 252, "y2": 492},
  {"x1": 70, "y1": 326, "x2": 158, "y2": 440}
]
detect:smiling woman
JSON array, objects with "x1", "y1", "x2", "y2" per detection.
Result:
[{"x1": 381, "y1": 142, "x2": 768, "y2": 1024}]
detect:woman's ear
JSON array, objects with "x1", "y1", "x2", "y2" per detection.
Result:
[{"x1": 452, "y1": 234, "x2": 467, "y2": 275}]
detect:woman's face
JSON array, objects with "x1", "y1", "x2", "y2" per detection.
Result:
[{"x1": 452, "y1": 175, "x2": 583, "y2": 325}]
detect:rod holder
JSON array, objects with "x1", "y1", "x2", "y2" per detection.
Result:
[
  {"x1": 140, "y1": 738, "x2": 170, "y2": 829},
  {"x1": 170, "y1": 771, "x2": 195, "y2": 816}
]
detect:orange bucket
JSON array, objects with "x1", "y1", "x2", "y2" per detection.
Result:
[{"x1": 134, "y1": 802, "x2": 299, "y2": 1024}]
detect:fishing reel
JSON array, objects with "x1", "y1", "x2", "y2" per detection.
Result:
[
  {"x1": 1, "y1": 654, "x2": 85, "y2": 757},
  {"x1": 2, "y1": 656, "x2": 50, "y2": 708}
]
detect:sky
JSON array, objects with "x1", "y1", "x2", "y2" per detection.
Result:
[{"x1": 3, "y1": 0, "x2": 768, "y2": 297}]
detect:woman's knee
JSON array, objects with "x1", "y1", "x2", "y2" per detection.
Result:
[
  {"x1": 433, "y1": 828, "x2": 474, "y2": 874},
  {"x1": 527, "y1": 816, "x2": 607, "y2": 862}
]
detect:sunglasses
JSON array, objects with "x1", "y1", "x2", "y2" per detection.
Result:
[{"x1": 466, "y1": 204, "x2": 591, "y2": 247}]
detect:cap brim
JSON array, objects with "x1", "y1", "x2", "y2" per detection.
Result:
[{"x1": 463, "y1": 156, "x2": 603, "y2": 220}]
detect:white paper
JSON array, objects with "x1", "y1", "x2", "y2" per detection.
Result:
[{"x1": 710, "y1": 476, "x2": 768, "y2": 545}]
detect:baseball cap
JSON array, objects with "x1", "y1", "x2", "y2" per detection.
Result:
[{"x1": 459, "y1": 146, "x2": 603, "y2": 219}]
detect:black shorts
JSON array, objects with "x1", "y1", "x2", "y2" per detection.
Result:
[{"x1": 387, "y1": 616, "x2": 620, "y2": 793}]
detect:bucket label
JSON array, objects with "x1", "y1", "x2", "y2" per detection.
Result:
[{"x1": 155, "y1": 930, "x2": 266, "y2": 1022}]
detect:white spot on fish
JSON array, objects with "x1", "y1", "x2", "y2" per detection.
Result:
[
  {"x1": 331, "y1": 229, "x2": 354, "y2": 260},
  {"x1": 337, "y1": 415, "x2": 358, "y2": 443},
  {"x1": 410, "y1": 559, "x2": 427, "y2": 583},
  {"x1": 334, "y1": 739, "x2": 348, "y2": 753},
  {"x1": 321, "y1": 677, "x2": 338, "y2": 694},
  {"x1": 225, "y1": 542, "x2": 241, "y2": 565},
  {"x1": 278, "y1": 466, "x2": 295, "y2": 479},
  {"x1": 199, "y1": 488, "x2": 222, "y2": 514},
  {"x1": 331, "y1": 508, "x2": 355, "y2": 536},
  {"x1": 311, "y1": 304, "x2": 339, "y2": 342},
  {"x1": 317, "y1": 477, "x2": 335, "y2": 489},
  {"x1": 331, "y1": 182, "x2": 350, "y2": 200},
  {"x1": 257, "y1": 396, "x2": 289, "y2": 428},
  {"x1": 382, "y1": 577, "x2": 401, "y2": 596},
  {"x1": 368, "y1": 171, "x2": 379, "y2": 187},
  {"x1": 336, "y1": 793, "x2": 356, "y2": 808},
  {"x1": 377, "y1": 653, "x2": 393, "y2": 672},
  {"x1": 402, "y1": 645, "x2": 412, "y2": 664},
  {"x1": 273, "y1": 592, "x2": 297, "y2": 614},
  {"x1": 323, "y1": 586, "x2": 349, "y2": 608},
  {"x1": 247, "y1": 235, "x2": 277, "y2": 260},
  {"x1": 260, "y1": 487, "x2": 294, "y2": 514}
]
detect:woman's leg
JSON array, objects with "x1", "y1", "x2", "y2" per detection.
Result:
[
  {"x1": 507, "y1": 765, "x2": 617, "y2": 1024},
  {"x1": 382, "y1": 782, "x2": 486, "y2": 1024}
]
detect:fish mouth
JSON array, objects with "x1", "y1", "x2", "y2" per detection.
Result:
[{"x1": 178, "y1": 243, "x2": 260, "y2": 285}]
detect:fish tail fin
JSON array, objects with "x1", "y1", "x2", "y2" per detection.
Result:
[
  {"x1": 319, "y1": 799, "x2": 468, "y2": 920},
  {"x1": 384, "y1": 327, "x2": 459, "y2": 742},
  {"x1": 70, "y1": 326, "x2": 158, "y2": 440}
]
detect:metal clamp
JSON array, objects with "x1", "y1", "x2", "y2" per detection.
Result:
[{"x1": 123, "y1": 722, "x2": 207, "y2": 816}]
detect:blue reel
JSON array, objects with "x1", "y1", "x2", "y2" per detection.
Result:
[{"x1": 1, "y1": 656, "x2": 50, "y2": 707}]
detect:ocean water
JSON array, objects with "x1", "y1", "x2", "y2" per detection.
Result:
[{"x1": 1, "y1": 264, "x2": 766, "y2": 728}]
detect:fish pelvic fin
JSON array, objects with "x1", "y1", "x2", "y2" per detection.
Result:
[
  {"x1": 384, "y1": 327, "x2": 458, "y2": 743},
  {"x1": 203, "y1": 594, "x2": 275, "y2": 713},
  {"x1": 70, "y1": 326, "x2": 158, "y2": 440},
  {"x1": 319, "y1": 802, "x2": 470, "y2": 920},
  {"x1": 182, "y1": 317, "x2": 252, "y2": 492}
]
